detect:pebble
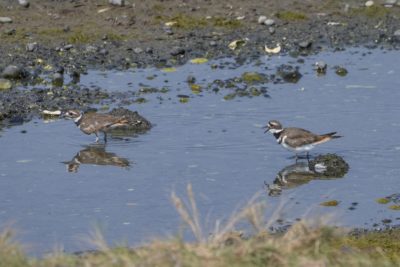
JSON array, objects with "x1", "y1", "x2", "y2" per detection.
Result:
[
  {"x1": 268, "y1": 27, "x2": 275, "y2": 34},
  {"x1": 4, "y1": 29, "x2": 16, "y2": 35},
  {"x1": 383, "y1": 0, "x2": 397, "y2": 7},
  {"x1": 0, "y1": 17, "x2": 12, "y2": 23},
  {"x1": 145, "y1": 47, "x2": 153, "y2": 54},
  {"x1": 163, "y1": 26, "x2": 174, "y2": 35},
  {"x1": 209, "y1": 40, "x2": 217, "y2": 47},
  {"x1": 64, "y1": 44, "x2": 74, "y2": 50},
  {"x1": 394, "y1": 29, "x2": 400, "y2": 36},
  {"x1": 133, "y1": 47, "x2": 143, "y2": 54},
  {"x1": 109, "y1": 0, "x2": 125, "y2": 6},
  {"x1": 1, "y1": 65, "x2": 28, "y2": 80},
  {"x1": 298, "y1": 40, "x2": 312, "y2": 49},
  {"x1": 86, "y1": 45, "x2": 98, "y2": 53},
  {"x1": 170, "y1": 47, "x2": 185, "y2": 56},
  {"x1": 365, "y1": 0, "x2": 374, "y2": 7},
  {"x1": 258, "y1": 16, "x2": 267, "y2": 24},
  {"x1": 18, "y1": 0, "x2": 30, "y2": 8},
  {"x1": 26, "y1": 42, "x2": 37, "y2": 52},
  {"x1": 315, "y1": 61, "x2": 327, "y2": 73},
  {"x1": 0, "y1": 78, "x2": 12, "y2": 90},
  {"x1": 52, "y1": 73, "x2": 64, "y2": 87},
  {"x1": 264, "y1": 19, "x2": 275, "y2": 26},
  {"x1": 99, "y1": 48, "x2": 109, "y2": 56}
]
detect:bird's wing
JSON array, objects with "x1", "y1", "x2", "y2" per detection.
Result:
[{"x1": 282, "y1": 128, "x2": 320, "y2": 147}]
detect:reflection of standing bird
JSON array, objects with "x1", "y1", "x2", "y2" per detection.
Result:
[
  {"x1": 264, "y1": 120, "x2": 341, "y2": 158},
  {"x1": 64, "y1": 145, "x2": 131, "y2": 172},
  {"x1": 64, "y1": 110, "x2": 131, "y2": 143}
]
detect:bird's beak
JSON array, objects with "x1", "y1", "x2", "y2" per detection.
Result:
[{"x1": 263, "y1": 125, "x2": 270, "y2": 133}]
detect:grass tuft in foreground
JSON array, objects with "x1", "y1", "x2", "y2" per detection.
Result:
[{"x1": 1, "y1": 184, "x2": 400, "y2": 266}]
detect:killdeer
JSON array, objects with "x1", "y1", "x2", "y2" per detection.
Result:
[
  {"x1": 264, "y1": 120, "x2": 341, "y2": 158},
  {"x1": 64, "y1": 110, "x2": 130, "y2": 143}
]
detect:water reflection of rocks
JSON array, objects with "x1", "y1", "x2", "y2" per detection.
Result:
[
  {"x1": 63, "y1": 144, "x2": 131, "y2": 173},
  {"x1": 266, "y1": 154, "x2": 349, "y2": 196}
]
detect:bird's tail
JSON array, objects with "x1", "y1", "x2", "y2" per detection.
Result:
[{"x1": 314, "y1": 132, "x2": 342, "y2": 145}]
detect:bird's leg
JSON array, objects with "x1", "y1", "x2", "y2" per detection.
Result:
[
  {"x1": 95, "y1": 133, "x2": 99, "y2": 143},
  {"x1": 104, "y1": 132, "x2": 108, "y2": 143},
  {"x1": 295, "y1": 153, "x2": 299, "y2": 163}
]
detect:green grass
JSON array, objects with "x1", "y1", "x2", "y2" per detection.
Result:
[
  {"x1": 276, "y1": 11, "x2": 308, "y2": 20},
  {"x1": 1, "y1": 185, "x2": 400, "y2": 266}
]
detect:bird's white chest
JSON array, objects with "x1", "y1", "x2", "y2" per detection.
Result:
[{"x1": 278, "y1": 135, "x2": 315, "y2": 152}]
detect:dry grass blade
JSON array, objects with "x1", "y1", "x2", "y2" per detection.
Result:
[{"x1": 171, "y1": 184, "x2": 204, "y2": 242}]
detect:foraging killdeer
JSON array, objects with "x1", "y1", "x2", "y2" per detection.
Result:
[
  {"x1": 264, "y1": 120, "x2": 341, "y2": 157},
  {"x1": 64, "y1": 110, "x2": 130, "y2": 143}
]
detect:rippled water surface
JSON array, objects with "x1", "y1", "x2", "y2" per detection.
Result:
[{"x1": 1, "y1": 48, "x2": 400, "y2": 255}]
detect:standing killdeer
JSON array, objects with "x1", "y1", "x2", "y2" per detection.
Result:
[
  {"x1": 64, "y1": 110, "x2": 130, "y2": 143},
  {"x1": 264, "y1": 120, "x2": 341, "y2": 158}
]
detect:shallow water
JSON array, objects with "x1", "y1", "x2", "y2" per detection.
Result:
[{"x1": 1, "y1": 48, "x2": 400, "y2": 255}]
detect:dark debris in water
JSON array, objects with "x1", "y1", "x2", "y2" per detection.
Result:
[
  {"x1": 309, "y1": 153, "x2": 349, "y2": 178},
  {"x1": 108, "y1": 107, "x2": 152, "y2": 133}
]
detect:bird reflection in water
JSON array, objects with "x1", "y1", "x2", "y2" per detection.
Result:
[
  {"x1": 265, "y1": 154, "x2": 349, "y2": 196},
  {"x1": 63, "y1": 144, "x2": 131, "y2": 172}
]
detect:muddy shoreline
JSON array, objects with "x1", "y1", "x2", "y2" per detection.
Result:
[{"x1": 0, "y1": 0, "x2": 399, "y2": 126}]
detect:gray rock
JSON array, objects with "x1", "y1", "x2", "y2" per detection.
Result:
[
  {"x1": 383, "y1": 0, "x2": 397, "y2": 7},
  {"x1": 264, "y1": 19, "x2": 275, "y2": 26},
  {"x1": 1, "y1": 65, "x2": 28, "y2": 80},
  {"x1": 298, "y1": 40, "x2": 312, "y2": 49},
  {"x1": 258, "y1": 16, "x2": 267, "y2": 24},
  {"x1": 52, "y1": 73, "x2": 64, "y2": 87},
  {"x1": 99, "y1": 48, "x2": 109, "y2": 56},
  {"x1": 109, "y1": 0, "x2": 125, "y2": 6},
  {"x1": 0, "y1": 78, "x2": 12, "y2": 90},
  {"x1": 145, "y1": 47, "x2": 153, "y2": 54},
  {"x1": 18, "y1": 0, "x2": 30, "y2": 8},
  {"x1": 86, "y1": 45, "x2": 98, "y2": 53},
  {"x1": 0, "y1": 17, "x2": 12, "y2": 23},
  {"x1": 163, "y1": 26, "x2": 174, "y2": 35},
  {"x1": 170, "y1": 47, "x2": 185, "y2": 57},
  {"x1": 268, "y1": 27, "x2": 275, "y2": 34},
  {"x1": 4, "y1": 29, "x2": 15, "y2": 35},
  {"x1": 394, "y1": 29, "x2": 400, "y2": 36},
  {"x1": 209, "y1": 40, "x2": 217, "y2": 47},
  {"x1": 276, "y1": 65, "x2": 302, "y2": 83},
  {"x1": 365, "y1": 0, "x2": 374, "y2": 7},
  {"x1": 315, "y1": 61, "x2": 327, "y2": 73},
  {"x1": 64, "y1": 44, "x2": 74, "y2": 50},
  {"x1": 133, "y1": 47, "x2": 143, "y2": 54},
  {"x1": 26, "y1": 42, "x2": 37, "y2": 52}
]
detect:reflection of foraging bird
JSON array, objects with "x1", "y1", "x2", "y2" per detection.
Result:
[
  {"x1": 264, "y1": 120, "x2": 341, "y2": 158},
  {"x1": 64, "y1": 110, "x2": 132, "y2": 143}
]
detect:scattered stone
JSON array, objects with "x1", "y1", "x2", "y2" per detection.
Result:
[
  {"x1": 187, "y1": 75, "x2": 196, "y2": 84},
  {"x1": 335, "y1": 66, "x2": 348, "y2": 76},
  {"x1": 163, "y1": 26, "x2": 174, "y2": 35},
  {"x1": 264, "y1": 19, "x2": 275, "y2": 26},
  {"x1": 309, "y1": 154, "x2": 349, "y2": 178},
  {"x1": 170, "y1": 47, "x2": 185, "y2": 56},
  {"x1": 320, "y1": 200, "x2": 340, "y2": 207},
  {"x1": 18, "y1": 0, "x2": 30, "y2": 8},
  {"x1": 0, "y1": 78, "x2": 12, "y2": 90},
  {"x1": 0, "y1": 17, "x2": 12, "y2": 24},
  {"x1": 315, "y1": 61, "x2": 327, "y2": 74},
  {"x1": 298, "y1": 40, "x2": 312, "y2": 49},
  {"x1": 99, "y1": 48, "x2": 109, "y2": 56},
  {"x1": 70, "y1": 71, "x2": 80, "y2": 84},
  {"x1": 383, "y1": 0, "x2": 397, "y2": 7},
  {"x1": 133, "y1": 47, "x2": 143, "y2": 54},
  {"x1": 26, "y1": 42, "x2": 37, "y2": 52},
  {"x1": 365, "y1": 0, "x2": 374, "y2": 7},
  {"x1": 276, "y1": 64, "x2": 302, "y2": 83},
  {"x1": 64, "y1": 44, "x2": 74, "y2": 50},
  {"x1": 258, "y1": 15, "x2": 267, "y2": 24},
  {"x1": 268, "y1": 27, "x2": 275, "y2": 34},
  {"x1": 109, "y1": 0, "x2": 125, "y2": 6},
  {"x1": 52, "y1": 73, "x2": 64, "y2": 87},
  {"x1": 145, "y1": 47, "x2": 153, "y2": 54},
  {"x1": 393, "y1": 29, "x2": 400, "y2": 42},
  {"x1": 209, "y1": 40, "x2": 218, "y2": 47},
  {"x1": 86, "y1": 45, "x2": 98, "y2": 53},
  {"x1": 1, "y1": 65, "x2": 28, "y2": 80},
  {"x1": 4, "y1": 28, "x2": 16, "y2": 35}
]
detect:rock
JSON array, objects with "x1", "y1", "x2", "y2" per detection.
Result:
[
  {"x1": 0, "y1": 17, "x2": 12, "y2": 23},
  {"x1": 64, "y1": 44, "x2": 74, "y2": 50},
  {"x1": 133, "y1": 47, "x2": 143, "y2": 54},
  {"x1": 170, "y1": 47, "x2": 185, "y2": 56},
  {"x1": 258, "y1": 15, "x2": 267, "y2": 24},
  {"x1": 334, "y1": 66, "x2": 348, "y2": 76},
  {"x1": 145, "y1": 47, "x2": 153, "y2": 54},
  {"x1": 4, "y1": 29, "x2": 16, "y2": 35},
  {"x1": 1, "y1": 65, "x2": 28, "y2": 80},
  {"x1": 315, "y1": 61, "x2": 327, "y2": 74},
  {"x1": 276, "y1": 65, "x2": 302, "y2": 83},
  {"x1": 86, "y1": 45, "x2": 98, "y2": 53},
  {"x1": 365, "y1": 0, "x2": 374, "y2": 7},
  {"x1": 394, "y1": 29, "x2": 400, "y2": 36},
  {"x1": 163, "y1": 26, "x2": 174, "y2": 35},
  {"x1": 383, "y1": 0, "x2": 397, "y2": 7},
  {"x1": 70, "y1": 71, "x2": 80, "y2": 84},
  {"x1": 109, "y1": 0, "x2": 125, "y2": 6},
  {"x1": 309, "y1": 154, "x2": 349, "y2": 178},
  {"x1": 99, "y1": 48, "x2": 109, "y2": 56},
  {"x1": 209, "y1": 40, "x2": 217, "y2": 47},
  {"x1": 0, "y1": 78, "x2": 12, "y2": 90},
  {"x1": 186, "y1": 75, "x2": 196, "y2": 84},
  {"x1": 298, "y1": 40, "x2": 312, "y2": 49},
  {"x1": 264, "y1": 19, "x2": 275, "y2": 26},
  {"x1": 52, "y1": 73, "x2": 64, "y2": 87},
  {"x1": 18, "y1": 0, "x2": 30, "y2": 8},
  {"x1": 268, "y1": 27, "x2": 275, "y2": 34},
  {"x1": 26, "y1": 42, "x2": 37, "y2": 52}
]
